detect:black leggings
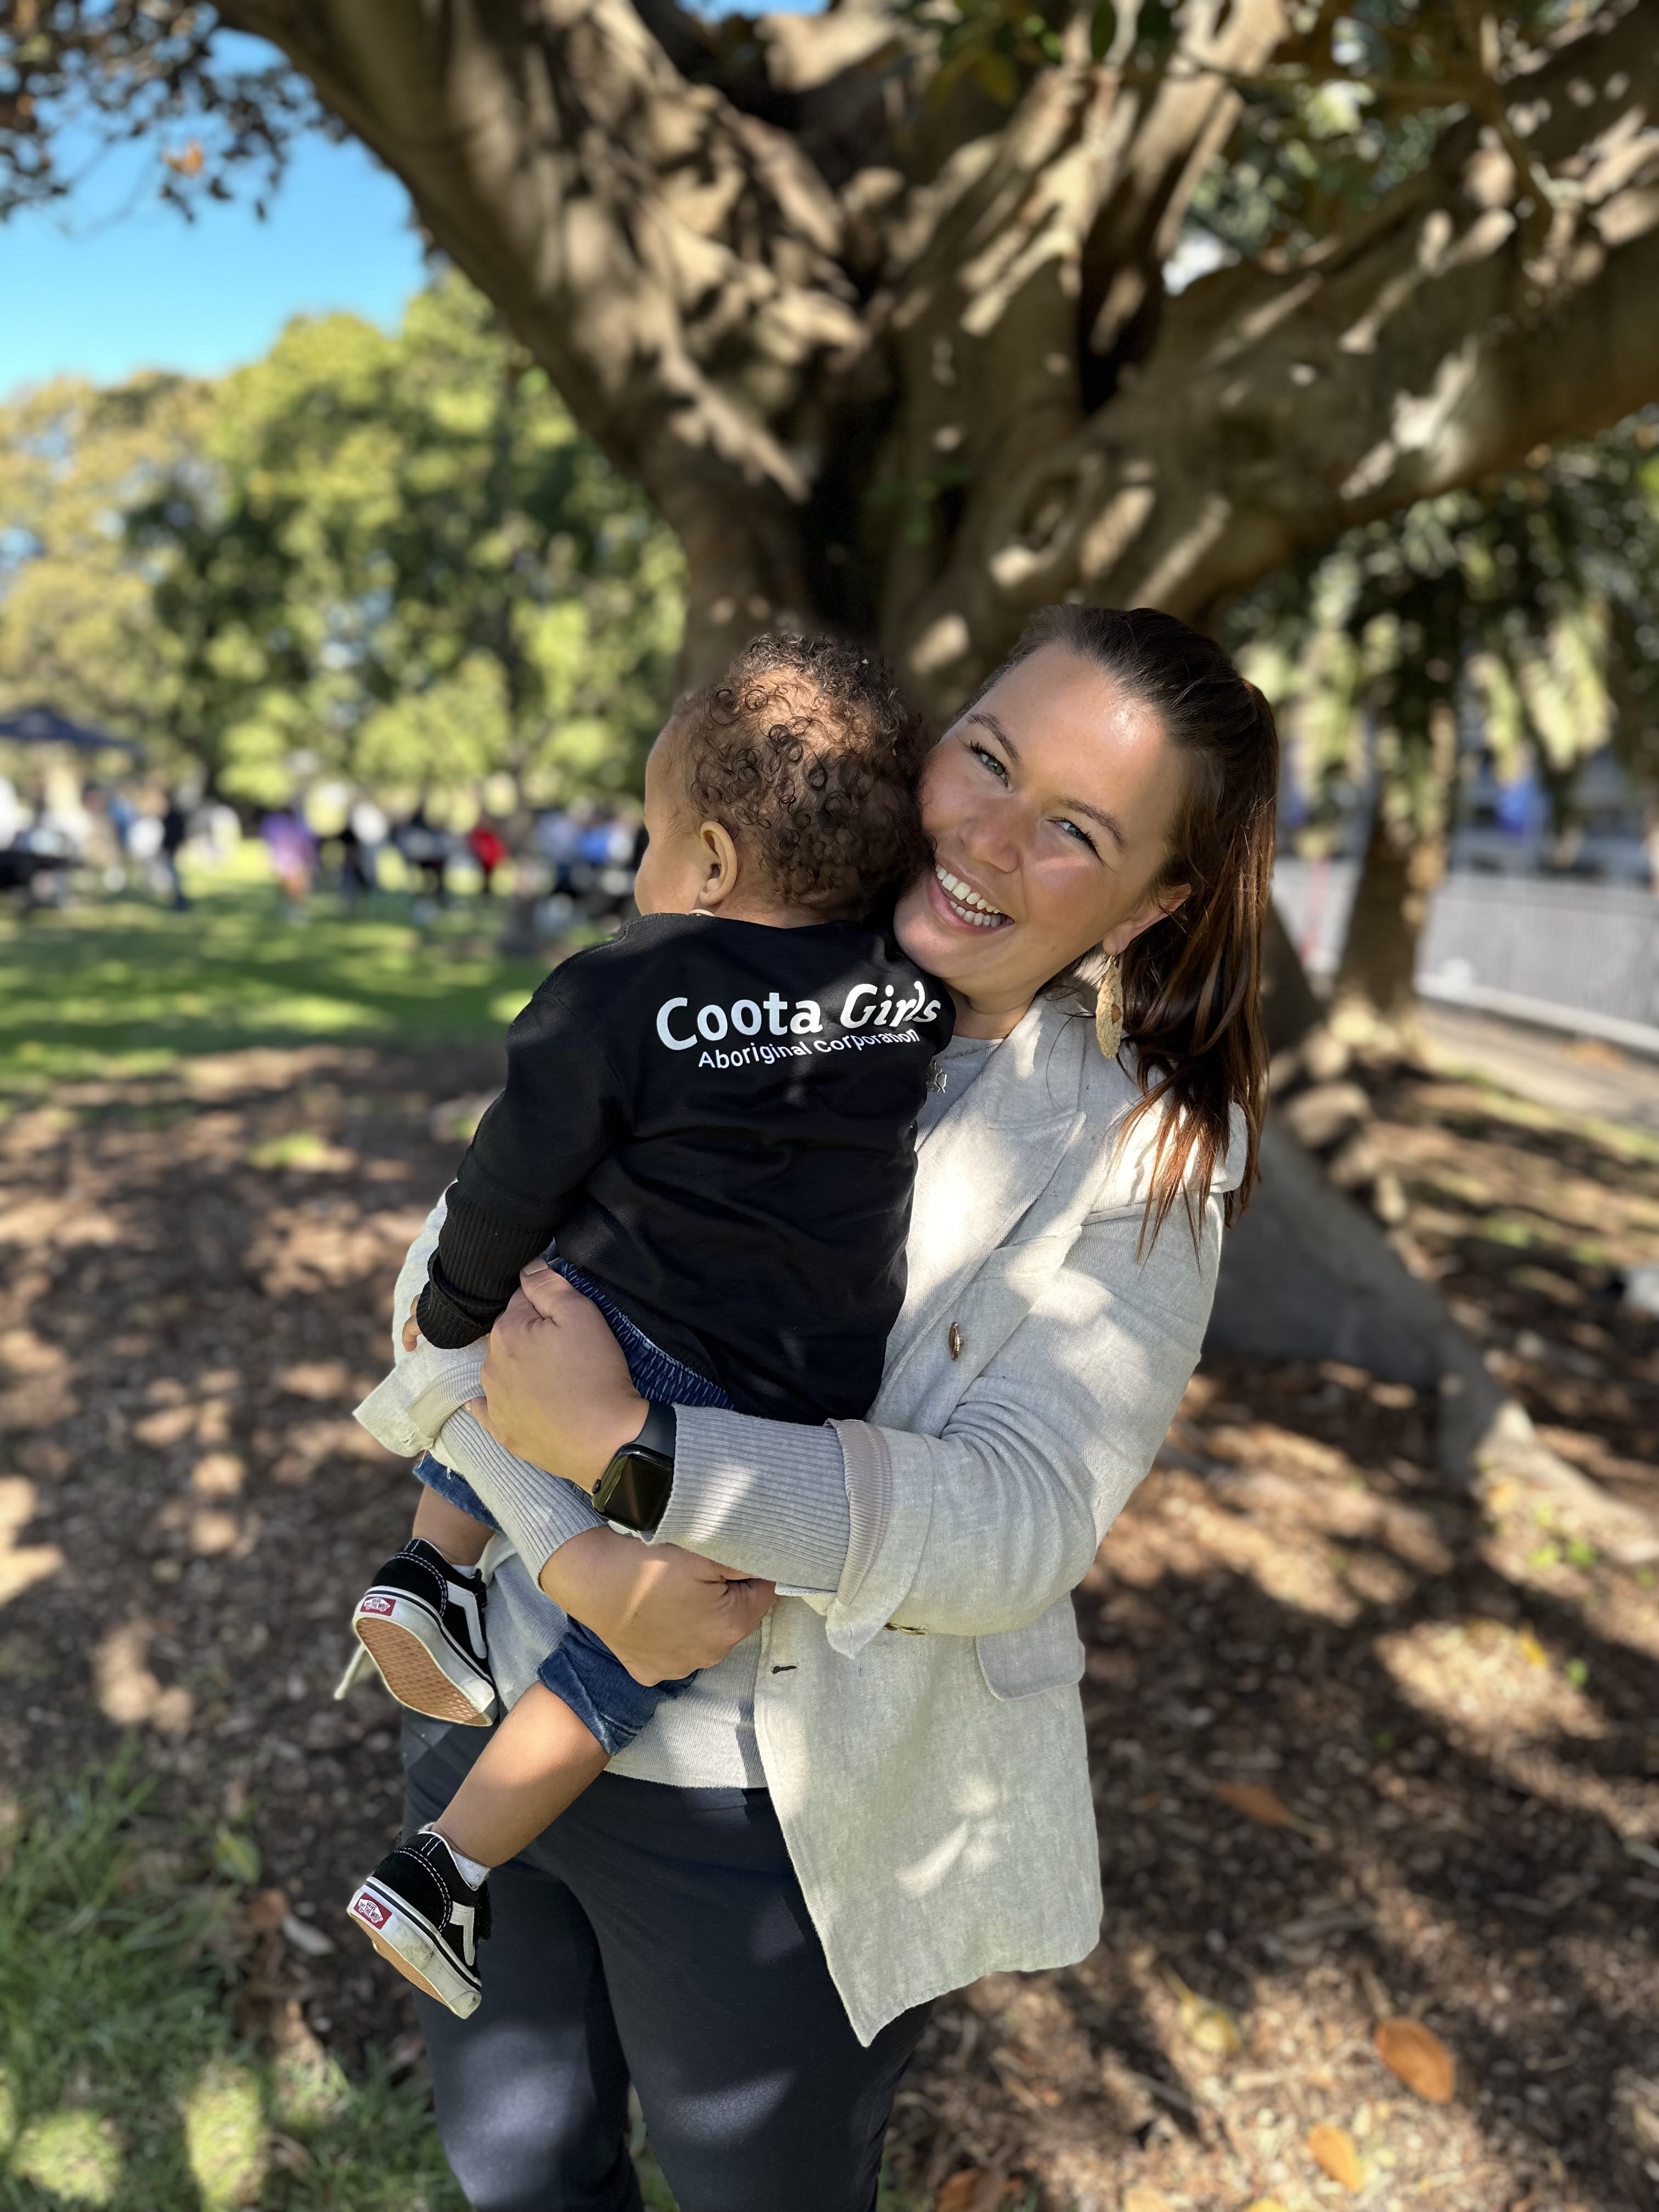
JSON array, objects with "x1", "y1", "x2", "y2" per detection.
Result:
[{"x1": 402, "y1": 1719, "x2": 931, "y2": 2211}]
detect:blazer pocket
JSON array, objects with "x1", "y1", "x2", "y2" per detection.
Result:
[{"x1": 975, "y1": 1595, "x2": 1086, "y2": 1700}]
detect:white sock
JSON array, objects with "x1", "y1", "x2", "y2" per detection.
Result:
[
  {"x1": 413, "y1": 1535, "x2": 481, "y2": 1576},
  {"x1": 421, "y1": 1824, "x2": 489, "y2": 1888}
]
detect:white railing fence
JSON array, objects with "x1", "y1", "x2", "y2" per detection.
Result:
[{"x1": 1272, "y1": 859, "x2": 1659, "y2": 1054}]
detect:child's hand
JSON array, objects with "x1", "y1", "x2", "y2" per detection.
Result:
[{"x1": 400, "y1": 1298, "x2": 421, "y2": 1353}]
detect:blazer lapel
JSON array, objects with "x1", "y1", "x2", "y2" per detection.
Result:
[{"x1": 883, "y1": 999, "x2": 1083, "y2": 1384}]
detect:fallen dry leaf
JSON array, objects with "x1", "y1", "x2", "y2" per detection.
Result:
[
  {"x1": 1213, "y1": 1780, "x2": 1296, "y2": 1826},
  {"x1": 1121, "y1": 2189, "x2": 1176, "y2": 2212},
  {"x1": 1212, "y1": 1778, "x2": 1330, "y2": 1844},
  {"x1": 1243, "y1": 2201, "x2": 1289, "y2": 2212},
  {"x1": 1163, "y1": 1967, "x2": 1245, "y2": 2056},
  {"x1": 242, "y1": 1886, "x2": 291, "y2": 1936},
  {"x1": 1307, "y1": 2122, "x2": 1364, "y2": 2191},
  {"x1": 1374, "y1": 2016, "x2": 1457, "y2": 2103},
  {"x1": 935, "y1": 2171, "x2": 1013, "y2": 2212}
]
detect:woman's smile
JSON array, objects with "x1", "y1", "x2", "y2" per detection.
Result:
[{"x1": 928, "y1": 862, "x2": 1012, "y2": 930}]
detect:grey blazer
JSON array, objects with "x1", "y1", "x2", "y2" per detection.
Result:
[{"x1": 721, "y1": 993, "x2": 1237, "y2": 2039}]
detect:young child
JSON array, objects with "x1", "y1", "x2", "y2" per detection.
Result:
[{"x1": 344, "y1": 635, "x2": 952, "y2": 2017}]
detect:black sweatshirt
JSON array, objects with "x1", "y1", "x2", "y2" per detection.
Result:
[{"x1": 418, "y1": 911, "x2": 954, "y2": 1423}]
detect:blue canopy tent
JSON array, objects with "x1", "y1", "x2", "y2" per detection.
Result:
[
  {"x1": 0, "y1": 707, "x2": 144, "y2": 891},
  {"x1": 0, "y1": 705, "x2": 143, "y2": 758}
]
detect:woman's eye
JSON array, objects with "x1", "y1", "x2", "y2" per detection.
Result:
[
  {"x1": 970, "y1": 743, "x2": 1008, "y2": 781},
  {"x1": 1056, "y1": 817, "x2": 1098, "y2": 855}
]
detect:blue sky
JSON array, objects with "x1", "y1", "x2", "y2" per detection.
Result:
[
  {"x1": 1, "y1": 13, "x2": 818, "y2": 400},
  {"x1": 0, "y1": 128, "x2": 428, "y2": 399}
]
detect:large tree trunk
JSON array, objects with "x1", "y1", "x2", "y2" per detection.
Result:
[
  {"x1": 1210, "y1": 1123, "x2": 1659, "y2": 1564},
  {"x1": 208, "y1": 0, "x2": 1659, "y2": 1544},
  {"x1": 1330, "y1": 702, "x2": 1458, "y2": 1051},
  {"x1": 1329, "y1": 810, "x2": 1446, "y2": 1046}
]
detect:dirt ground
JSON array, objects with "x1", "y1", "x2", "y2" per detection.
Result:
[{"x1": 2, "y1": 1043, "x2": 1656, "y2": 2211}]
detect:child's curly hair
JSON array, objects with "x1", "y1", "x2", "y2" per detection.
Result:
[{"x1": 671, "y1": 635, "x2": 932, "y2": 919}]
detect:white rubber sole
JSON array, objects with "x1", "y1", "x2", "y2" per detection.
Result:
[
  {"x1": 346, "y1": 1877, "x2": 482, "y2": 2018},
  {"x1": 352, "y1": 1593, "x2": 498, "y2": 1725}
]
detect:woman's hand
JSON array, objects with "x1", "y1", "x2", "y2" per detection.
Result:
[
  {"x1": 400, "y1": 1296, "x2": 421, "y2": 1353},
  {"x1": 540, "y1": 1526, "x2": 775, "y2": 1685},
  {"x1": 472, "y1": 1259, "x2": 647, "y2": 1492}
]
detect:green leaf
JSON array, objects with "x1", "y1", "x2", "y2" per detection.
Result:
[
  {"x1": 211, "y1": 1827, "x2": 261, "y2": 1887},
  {"x1": 972, "y1": 47, "x2": 1020, "y2": 104},
  {"x1": 1089, "y1": 0, "x2": 1116, "y2": 61}
]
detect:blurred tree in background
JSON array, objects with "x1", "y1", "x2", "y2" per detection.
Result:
[
  {"x1": 0, "y1": 275, "x2": 680, "y2": 808},
  {"x1": 125, "y1": 272, "x2": 682, "y2": 807},
  {"x1": 1235, "y1": 412, "x2": 1659, "y2": 1038},
  {"x1": 0, "y1": 372, "x2": 212, "y2": 753}
]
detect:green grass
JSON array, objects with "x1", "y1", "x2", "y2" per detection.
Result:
[
  {"x1": 0, "y1": 1767, "x2": 465, "y2": 2212},
  {"x1": 0, "y1": 854, "x2": 551, "y2": 1098},
  {"x1": 0, "y1": 1769, "x2": 925, "y2": 2212}
]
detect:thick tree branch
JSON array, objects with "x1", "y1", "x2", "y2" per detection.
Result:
[
  {"x1": 891, "y1": 0, "x2": 1659, "y2": 708},
  {"x1": 1076, "y1": 0, "x2": 1290, "y2": 360},
  {"x1": 845, "y1": 0, "x2": 1289, "y2": 648},
  {"x1": 217, "y1": 0, "x2": 867, "y2": 669}
]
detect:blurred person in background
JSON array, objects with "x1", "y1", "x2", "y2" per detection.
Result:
[
  {"x1": 466, "y1": 818, "x2": 509, "y2": 897},
  {"x1": 400, "y1": 805, "x2": 449, "y2": 911},
  {"x1": 199, "y1": 800, "x2": 243, "y2": 867},
  {"x1": 336, "y1": 816, "x2": 373, "y2": 910},
  {"x1": 106, "y1": 785, "x2": 137, "y2": 864},
  {"x1": 159, "y1": 793, "x2": 191, "y2": 911},
  {"x1": 534, "y1": 804, "x2": 580, "y2": 900},
  {"x1": 350, "y1": 797, "x2": 389, "y2": 891},
  {"x1": 261, "y1": 808, "x2": 317, "y2": 919}
]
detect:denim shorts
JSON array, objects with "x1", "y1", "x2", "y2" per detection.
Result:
[{"x1": 413, "y1": 1260, "x2": 733, "y2": 1757}]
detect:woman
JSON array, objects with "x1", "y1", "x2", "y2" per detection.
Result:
[{"x1": 393, "y1": 605, "x2": 1277, "y2": 2211}]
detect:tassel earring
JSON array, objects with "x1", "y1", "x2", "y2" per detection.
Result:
[{"x1": 1095, "y1": 952, "x2": 1124, "y2": 1059}]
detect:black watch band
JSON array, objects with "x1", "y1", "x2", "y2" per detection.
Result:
[{"x1": 591, "y1": 1402, "x2": 677, "y2": 1534}]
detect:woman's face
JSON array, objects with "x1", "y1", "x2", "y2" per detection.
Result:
[{"x1": 894, "y1": 644, "x2": 1190, "y2": 1035}]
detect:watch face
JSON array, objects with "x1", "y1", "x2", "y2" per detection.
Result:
[{"x1": 597, "y1": 1448, "x2": 674, "y2": 1533}]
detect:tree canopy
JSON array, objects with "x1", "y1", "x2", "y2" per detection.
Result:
[{"x1": 0, "y1": 274, "x2": 684, "y2": 804}]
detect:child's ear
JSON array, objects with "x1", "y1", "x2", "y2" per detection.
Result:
[{"x1": 693, "y1": 820, "x2": 741, "y2": 911}]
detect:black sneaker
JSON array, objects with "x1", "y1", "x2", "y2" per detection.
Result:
[
  {"x1": 352, "y1": 1539, "x2": 498, "y2": 1725},
  {"x1": 347, "y1": 1831, "x2": 491, "y2": 2018}
]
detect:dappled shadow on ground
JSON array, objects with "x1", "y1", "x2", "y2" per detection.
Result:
[
  {"x1": 887, "y1": 1061, "x2": 1659, "y2": 2212},
  {"x1": 888, "y1": 1373, "x2": 1658, "y2": 2211},
  {"x1": 2, "y1": 1051, "x2": 1656, "y2": 2212},
  {"x1": 0, "y1": 1043, "x2": 494, "y2": 2064}
]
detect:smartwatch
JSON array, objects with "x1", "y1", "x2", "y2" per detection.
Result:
[{"x1": 592, "y1": 1401, "x2": 677, "y2": 1534}]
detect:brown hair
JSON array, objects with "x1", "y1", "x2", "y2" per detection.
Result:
[
  {"x1": 672, "y1": 634, "x2": 932, "y2": 921},
  {"x1": 989, "y1": 605, "x2": 1278, "y2": 1241}
]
